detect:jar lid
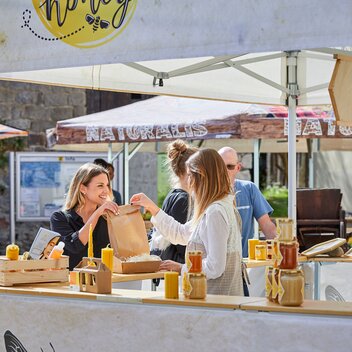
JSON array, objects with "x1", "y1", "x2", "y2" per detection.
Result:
[
  {"x1": 279, "y1": 240, "x2": 298, "y2": 245},
  {"x1": 277, "y1": 218, "x2": 293, "y2": 223},
  {"x1": 188, "y1": 250, "x2": 202, "y2": 255},
  {"x1": 189, "y1": 272, "x2": 206, "y2": 277},
  {"x1": 280, "y1": 269, "x2": 303, "y2": 274}
]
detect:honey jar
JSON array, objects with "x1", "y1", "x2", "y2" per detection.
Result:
[
  {"x1": 279, "y1": 241, "x2": 298, "y2": 269},
  {"x1": 248, "y1": 239, "x2": 260, "y2": 259},
  {"x1": 185, "y1": 273, "x2": 207, "y2": 299},
  {"x1": 255, "y1": 244, "x2": 267, "y2": 260},
  {"x1": 187, "y1": 250, "x2": 202, "y2": 273},
  {"x1": 278, "y1": 269, "x2": 304, "y2": 307},
  {"x1": 276, "y1": 218, "x2": 295, "y2": 241}
]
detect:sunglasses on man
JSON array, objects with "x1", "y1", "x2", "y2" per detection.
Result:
[{"x1": 226, "y1": 164, "x2": 238, "y2": 170}]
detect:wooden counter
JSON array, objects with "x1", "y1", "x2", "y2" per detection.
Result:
[
  {"x1": 308, "y1": 256, "x2": 352, "y2": 263},
  {"x1": 142, "y1": 294, "x2": 263, "y2": 309},
  {"x1": 112, "y1": 271, "x2": 164, "y2": 283},
  {"x1": 0, "y1": 282, "x2": 351, "y2": 316},
  {"x1": 244, "y1": 255, "x2": 307, "y2": 268},
  {"x1": 240, "y1": 298, "x2": 352, "y2": 316},
  {"x1": 0, "y1": 283, "x2": 161, "y2": 303}
]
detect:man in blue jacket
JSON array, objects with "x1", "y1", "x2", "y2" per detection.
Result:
[{"x1": 218, "y1": 147, "x2": 277, "y2": 258}]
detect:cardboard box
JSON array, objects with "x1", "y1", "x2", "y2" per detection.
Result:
[
  {"x1": 113, "y1": 256, "x2": 161, "y2": 274},
  {"x1": 74, "y1": 257, "x2": 112, "y2": 294}
]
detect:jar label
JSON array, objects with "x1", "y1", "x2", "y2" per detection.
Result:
[
  {"x1": 277, "y1": 245, "x2": 283, "y2": 265},
  {"x1": 186, "y1": 252, "x2": 192, "y2": 271},
  {"x1": 265, "y1": 267, "x2": 272, "y2": 298},
  {"x1": 271, "y1": 270, "x2": 278, "y2": 298},
  {"x1": 182, "y1": 272, "x2": 192, "y2": 297},
  {"x1": 278, "y1": 270, "x2": 285, "y2": 300}
]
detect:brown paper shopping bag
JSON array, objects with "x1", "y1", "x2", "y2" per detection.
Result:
[
  {"x1": 106, "y1": 205, "x2": 160, "y2": 273},
  {"x1": 106, "y1": 205, "x2": 149, "y2": 258}
]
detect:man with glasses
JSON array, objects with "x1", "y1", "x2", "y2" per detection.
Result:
[{"x1": 218, "y1": 147, "x2": 277, "y2": 258}]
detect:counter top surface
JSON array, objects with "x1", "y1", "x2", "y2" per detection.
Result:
[
  {"x1": 0, "y1": 283, "x2": 351, "y2": 316},
  {"x1": 142, "y1": 295, "x2": 264, "y2": 309},
  {"x1": 240, "y1": 298, "x2": 352, "y2": 316},
  {"x1": 112, "y1": 271, "x2": 164, "y2": 282},
  {"x1": 243, "y1": 255, "x2": 352, "y2": 267}
]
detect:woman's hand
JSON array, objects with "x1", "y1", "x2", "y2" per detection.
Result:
[
  {"x1": 130, "y1": 193, "x2": 160, "y2": 216},
  {"x1": 159, "y1": 260, "x2": 182, "y2": 273},
  {"x1": 97, "y1": 201, "x2": 119, "y2": 217}
]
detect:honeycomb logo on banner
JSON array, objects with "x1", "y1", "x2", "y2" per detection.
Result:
[{"x1": 22, "y1": 1, "x2": 137, "y2": 48}]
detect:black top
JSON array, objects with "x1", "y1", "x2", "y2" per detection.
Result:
[
  {"x1": 160, "y1": 189, "x2": 189, "y2": 264},
  {"x1": 113, "y1": 189, "x2": 122, "y2": 205},
  {"x1": 50, "y1": 209, "x2": 110, "y2": 270}
]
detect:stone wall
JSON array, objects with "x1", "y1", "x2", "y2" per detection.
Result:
[
  {"x1": 0, "y1": 81, "x2": 87, "y2": 253},
  {"x1": 0, "y1": 81, "x2": 157, "y2": 254}
]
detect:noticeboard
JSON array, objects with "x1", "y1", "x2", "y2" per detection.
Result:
[{"x1": 16, "y1": 152, "x2": 119, "y2": 221}]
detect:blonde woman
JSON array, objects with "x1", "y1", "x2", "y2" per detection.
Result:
[
  {"x1": 50, "y1": 163, "x2": 119, "y2": 270},
  {"x1": 131, "y1": 149, "x2": 243, "y2": 296},
  {"x1": 151, "y1": 139, "x2": 197, "y2": 264}
]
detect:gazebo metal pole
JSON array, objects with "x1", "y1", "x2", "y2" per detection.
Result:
[
  {"x1": 123, "y1": 143, "x2": 129, "y2": 204},
  {"x1": 122, "y1": 142, "x2": 144, "y2": 204},
  {"x1": 253, "y1": 139, "x2": 261, "y2": 237},
  {"x1": 10, "y1": 152, "x2": 15, "y2": 243},
  {"x1": 287, "y1": 52, "x2": 298, "y2": 228},
  {"x1": 308, "y1": 139, "x2": 318, "y2": 188},
  {"x1": 107, "y1": 142, "x2": 112, "y2": 163}
]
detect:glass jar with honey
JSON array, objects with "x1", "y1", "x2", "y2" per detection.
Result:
[
  {"x1": 279, "y1": 241, "x2": 298, "y2": 269},
  {"x1": 187, "y1": 250, "x2": 202, "y2": 273},
  {"x1": 186, "y1": 273, "x2": 207, "y2": 299},
  {"x1": 276, "y1": 218, "x2": 295, "y2": 241},
  {"x1": 278, "y1": 269, "x2": 304, "y2": 306}
]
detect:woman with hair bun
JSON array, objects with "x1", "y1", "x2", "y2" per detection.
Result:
[
  {"x1": 151, "y1": 139, "x2": 198, "y2": 264},
  {"x1": 131, "y1": 149, "x2": 243, "y2": 296}
]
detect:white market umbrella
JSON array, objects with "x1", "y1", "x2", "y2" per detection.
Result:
[{"x1": 1, "y1": 1, "x2": 352, "y2": 222}]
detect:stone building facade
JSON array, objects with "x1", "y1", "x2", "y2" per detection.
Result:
[{"x1": 0, "y1": 81, "x2": 156, "y2": 254}]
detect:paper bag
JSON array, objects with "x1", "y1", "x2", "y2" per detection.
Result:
[{"x1": 106, "y1": 205, "x2": 149, "y2": 259}]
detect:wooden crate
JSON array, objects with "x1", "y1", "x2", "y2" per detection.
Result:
[{"x1": 0, "y1": 256, "x2": 69, "y2": 287}]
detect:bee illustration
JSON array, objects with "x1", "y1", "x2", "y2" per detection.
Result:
[
  {"x1": 85, "y1": 14, "x2": 110, "y2": 32},
  {"x1": 4, "y1": 330, "x2": 56, "y2": 352}
]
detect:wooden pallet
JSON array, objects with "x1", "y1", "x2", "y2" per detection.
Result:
[{"x1": 0, "y1": 256, "x2": 69, "y2": 287}]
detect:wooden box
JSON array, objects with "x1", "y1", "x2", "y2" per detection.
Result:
[{"x1": 0, "y1": 255, "x2": 69, "y2": 287}]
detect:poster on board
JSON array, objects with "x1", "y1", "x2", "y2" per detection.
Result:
[{"x1": 16, "y1": 152, "x2": 119, "y2": 221}]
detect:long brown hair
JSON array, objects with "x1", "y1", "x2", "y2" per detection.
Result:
[
  {"x1": 186, "y1": 149, "x2": 232, "y2": 222},
  {"x1": 64, "y1": 163, "x2": 111, "y2": 211}
]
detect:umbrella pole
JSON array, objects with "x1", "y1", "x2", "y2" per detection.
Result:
[{"x1": 287, "y1": 52, "x2": 299, "y2": 228}]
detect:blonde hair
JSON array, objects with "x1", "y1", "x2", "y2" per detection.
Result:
[
  {"x1": 186, "y1": 149, "x2": 232, "y2": 222},
  {"x1": 64, "y1": 163, "x2": 111, "y2": 211},
  {"x1": 167, "y1": 139, "x2": 198, "y2": 187}
]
